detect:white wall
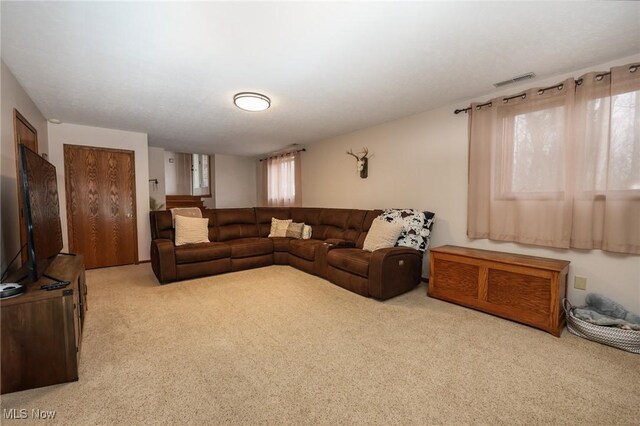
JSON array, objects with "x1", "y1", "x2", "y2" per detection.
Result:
[
  {"x1": 302, "y1": 54, "x2": 640, "y2": 312},
  {"x1": 148, "y1": 146, "x2": 166, "y2": 209},
  {"x1": 203, "y1": 155, "x2": 216, "y2": 209},
  {"x1": 0, "y1": 60, "x2": 49, "y2": 273},
  {"x1": 164, "y1": 151, "x2": 192, "y2": 195},
  {"x1": 47, "y1": 123, "x2": 151, "y2": 262},
  {"x1": 215, "y1": 154, "x2": 257, "y2": 208}
]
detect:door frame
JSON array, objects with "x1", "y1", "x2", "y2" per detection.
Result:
[
  {"x1": 63, "y1": 144, "x2": 139, "y2": 266},
  {"x1": 13, "y1": 108, "x2": 38, "y2": 262}
]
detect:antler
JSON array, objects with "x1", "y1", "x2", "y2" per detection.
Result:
[
  {"x1": 346, "y1": 149, "x2": 360, "y2": 160},
  {"x1": 360, "y1": 147, "x2": 369, "y2": 158}
]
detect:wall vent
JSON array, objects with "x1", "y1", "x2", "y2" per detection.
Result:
[{"x1": 493, "y1": 72, "x2": 536, "y2": 88}]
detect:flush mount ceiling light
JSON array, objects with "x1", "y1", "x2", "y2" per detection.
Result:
[{"x1": 233, "y1": 92, "x2": 270, "y2": 112}]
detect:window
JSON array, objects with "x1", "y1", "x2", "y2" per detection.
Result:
[
  {"x1": 468, "y1": 63, "x2": 640, "y2": 254},
  {"x1": 608, "y1": 90, "x2": 640, "y2": 191},
  {"x1": 262, "y1": 151, "x2": 301, "y2": 207},
  {"x1": 499, "y1": 102, "x2": 566, "y2": 197}
]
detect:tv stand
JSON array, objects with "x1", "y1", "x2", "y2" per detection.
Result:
[
  {"x1": 1, "y1": 254, "x2": 87, "y2": 394},
  {"x1": 42, "y1": 273, "x2": 65, "y2": 283}
]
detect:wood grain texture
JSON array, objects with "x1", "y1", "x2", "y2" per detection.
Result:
[
  {"x1": 429, "y1": 258, "x2": 479, "y2": 301},
  {"x1": 165, "y1": 195, "x2": 204, "y2": 209},
  {"x1": 1, "y1": 255, "x2": 85, "y2": 394},
  {"x1": 478, "y1": 266, "x2": 489, "y2": 301},
  {"x1": 430, "y1": 245, "x2": 570, "y2": 272},
  {"x1": 20, "y1": 146, "x2": 64, "y2": 274},
  {"x1": 13, "y1": 109, "x2": 38, "y2": 262},
  {"x1": 64, "y1": 145, "x2": 137, "y2": 269},
  {"x1": 487, "y1": 269, "x2": 550, "y2": 325},
  {"x1": 429, "y1": 245, "x2": 569, "y2": 336}
]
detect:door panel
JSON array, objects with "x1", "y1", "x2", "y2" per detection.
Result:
[
  {"x1": 13, "y1": 109, "x2": 38, "y2": 262},
  {"x1": 64, "y1": 145, "x2": 137, "y2": 269}
]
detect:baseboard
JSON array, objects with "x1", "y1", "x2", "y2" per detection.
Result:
[{"x1": 421, "y1": 276, "x2": 429, "y2": 283}]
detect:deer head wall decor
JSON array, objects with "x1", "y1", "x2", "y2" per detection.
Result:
[{"x1": 346, "y1": 147, "x2": 369, "y2": 179}]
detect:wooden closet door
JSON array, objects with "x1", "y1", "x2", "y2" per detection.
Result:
[{"x1": 64, "y1": 145, "x2": 137, "y2": 269}]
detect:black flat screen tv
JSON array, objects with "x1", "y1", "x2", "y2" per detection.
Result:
[{"x1": 19, "y1": 144, "x2": 64, "y2": 283}]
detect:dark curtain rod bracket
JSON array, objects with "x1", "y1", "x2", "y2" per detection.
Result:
[{"x1": 259, "y1": 148, "x2": 306, "y2": 162}]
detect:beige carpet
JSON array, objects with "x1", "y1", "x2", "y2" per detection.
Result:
[{"x1": 1, "y1": 264, "x2": 639, "y2": 425}]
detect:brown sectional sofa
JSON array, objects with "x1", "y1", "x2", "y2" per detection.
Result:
[{"x1": 150, "y1": 207, "x2": 429, "y2": 300}]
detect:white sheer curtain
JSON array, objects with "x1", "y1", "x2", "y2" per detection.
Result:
[
  {"x1": 571, "y1": 65, "x2": 640, "y2": 253},
  {"x1": 468, "y1": 63, "x2": 640, "y2": 255},
  {"x1": 261, "y1": 152, "x2": 301, "y2": 207}
]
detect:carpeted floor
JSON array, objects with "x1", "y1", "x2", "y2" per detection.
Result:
[{"x1": 1, "y1": 264, "x2": 639, "y2": 425}]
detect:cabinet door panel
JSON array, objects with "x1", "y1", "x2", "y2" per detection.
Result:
[
  {"x1": 431, "y1": 258, "x2": 478, "y2": 301},
  {"x1": 487, "y1": 269, "x2": 550, "y2": 325}
]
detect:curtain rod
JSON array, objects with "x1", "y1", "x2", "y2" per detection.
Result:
[
  {"x1": 259, "y1": 148, "x2": 306, "y2": 162},
  {"x1": 454, "y1": 64, "x2": 639, "y2": 115}
]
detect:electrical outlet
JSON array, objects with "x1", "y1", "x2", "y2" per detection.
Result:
[{"x1": 574, "y1": 276, "x2": 587, "y2": 290}]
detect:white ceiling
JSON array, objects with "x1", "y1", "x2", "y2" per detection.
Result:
[{"x1": 2, "y1": 2, "x2": 639, "y2": 156}]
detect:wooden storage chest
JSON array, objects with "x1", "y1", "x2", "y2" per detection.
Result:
[{"x1": 428, "y1": 245, "x2": 569, "y2": 336}]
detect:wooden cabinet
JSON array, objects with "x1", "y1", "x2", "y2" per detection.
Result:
[
  {"x1": 428, "y1": 246, "x2": 569, "y2": 336},
  {"x1": 1, "y1": 255, "x2": 87, "y2": 394}
]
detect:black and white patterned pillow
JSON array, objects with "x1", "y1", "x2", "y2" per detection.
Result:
[{"x1": 379, "y1": 209, "x2": 435, "y2": 252}]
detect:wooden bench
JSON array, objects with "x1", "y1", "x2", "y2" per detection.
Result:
[{"x1": 428, "y1": 245, "x2": 569, "y2": 336}]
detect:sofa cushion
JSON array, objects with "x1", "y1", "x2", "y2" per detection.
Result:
[
  {"x1": 343, "y1": 210, "x2": 367, "y2": 242},
  {"x1": 217, "y1": 225, "x2": 260, "y2": 242},
  {"x1": 150, "y1": 210, "x2": 175, "y2": 240},
  {"x1": 175, "y1": 242, "x2": 231, "y2": 265},
  {"x1": 226, "y1": 238, "x2": 274, "y2": 259},
  {"x1": 170, "y1": 207, "x2": 202, "y2": 226},
  {"x1": 215, "y1": 208, "x2": 259, "y2": 242},
  {"x1": 289, "y1": 239, "x2": 325, "y2": 261},
  {"x1": 215, "y1": 208, "x2": 256, "y2": 226},
  {"x1": 256, "y1": 208, "x2": 291, "y2": 237},
  {"x1": 202, "y1": 209, "x2": 217, "y2": 241},
  {"x1": 291, "y1": 208, "x2": 322, "y2": 226},
  {"x1": 327, "y1": 248, "x2": 372, "y2": 278},
  {"x1": 271, "y1": 237, "x2": 292, "y2": 252}
]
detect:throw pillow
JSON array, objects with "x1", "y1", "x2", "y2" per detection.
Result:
[
  {"x1": 175, "y1": 215, "x2": 210, "y2": 246},
  {"x1": 268, "y1": 218, "x2": 292, "y2": 237},
  {"x1": 378, "y1": 209, "x2": 436, "y2": 252},
  {"x1": 362, "y1": 218, "x2": 404, "y2": 252},
  {"x1": 285, "y1": 222, "x2": 305, "y2": 239},
  {"x1": 302, "y1": 224, "x2": 312, "y2": 239}
]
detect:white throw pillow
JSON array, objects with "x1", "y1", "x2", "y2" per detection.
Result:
[
  {"x1": 175, "y1": 215, "x2": 210, "y2": 246},
  {"x1": 362, "y1": 218, "x2": 404, "y2": 252},
  {"x1": 268, "y1": 218, "x2": 292, "y2": 237},
  {"x1": 302, "y1": 224, "x2": 312, "y2": 239}
]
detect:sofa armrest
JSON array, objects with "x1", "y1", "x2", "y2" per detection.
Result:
[
  {"x1": 368, "y1": 247, "x2": 423, "y2": 300},
  {"x1": 150, "y1": 239, "x2": 177, "y2": 284}
]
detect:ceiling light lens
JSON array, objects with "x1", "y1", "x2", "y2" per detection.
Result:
[{"x1": 234, "y1": 92, "x2": 270, "y2": 112}]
